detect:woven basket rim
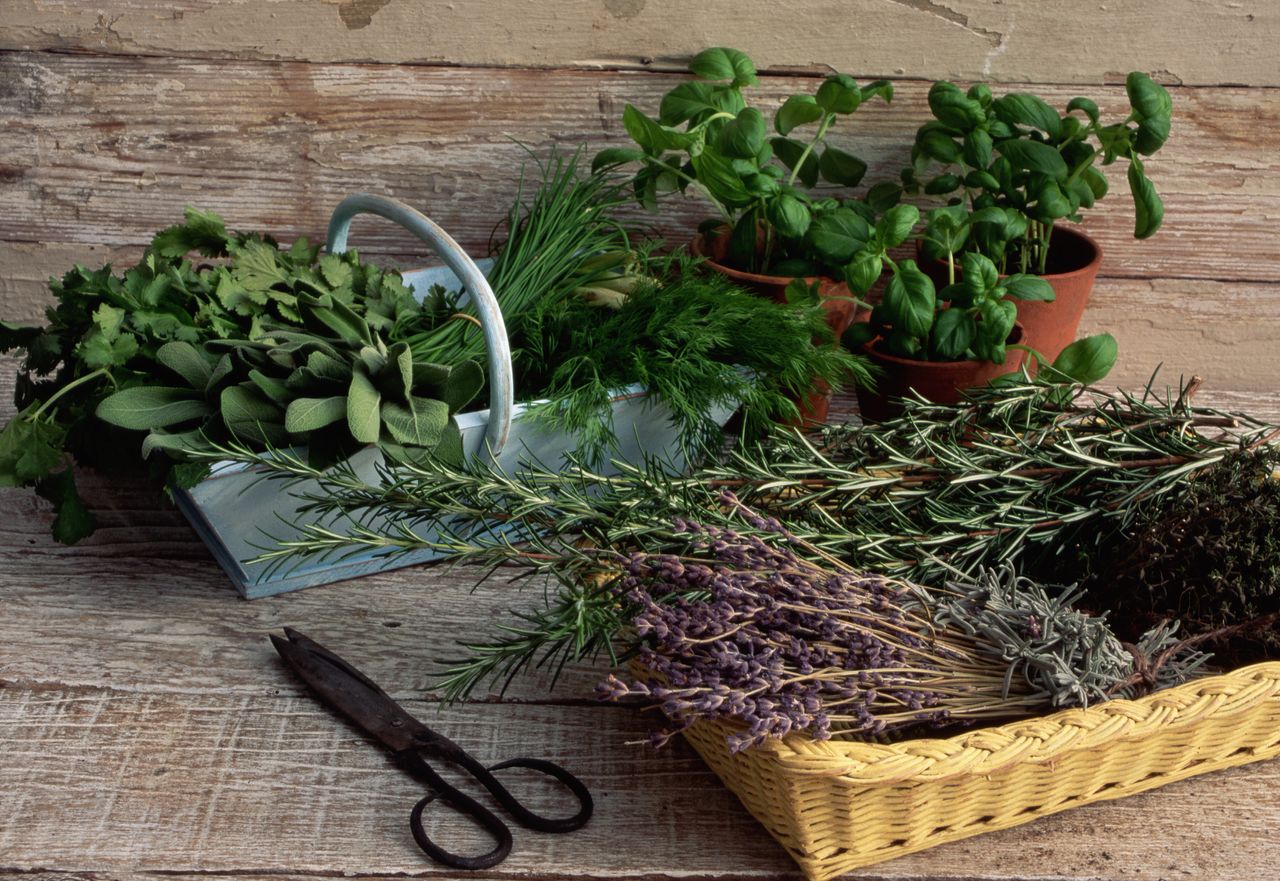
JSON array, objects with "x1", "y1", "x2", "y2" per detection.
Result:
[{"x1": 703, "y1": 660, "x2": 1280, "y2": 783}]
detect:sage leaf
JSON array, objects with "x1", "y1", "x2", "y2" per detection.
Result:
[
  {"x1": 221, "y1": 385, "x2": 285, "y2": 445},
  {"x1": 381, "y1": 396, "x2": 449, "y2": 447},
  {"x1": 96, "y1": 386, "x2": 208, "y2": 430},
  {"x1": 285, "y1": 396, "x2": 348, "y2": 433},
  {"x1": 347, "y1": 368, "x2": 382, "y2": 444},
  {"x1": 156, "y1": 341, "x2": 212, "y2": 390}
]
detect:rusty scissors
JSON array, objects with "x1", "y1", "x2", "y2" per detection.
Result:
[{"x1": 271, "y1": 628, "x2": 593, "y2": 870}]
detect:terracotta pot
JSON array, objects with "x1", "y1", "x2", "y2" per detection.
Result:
[
  {"x1": 692, "y1": 230, "x2": 855, "y2": 427},
  {"x1": 691, "y1": 232, "x2": 857, "y2": 338},
  {"x1": 919, "y1": 225, "x2": 1102, "y2": 363},
  {"x1": 854, "y1": 323, "x2": 1027, "y2": 423}
]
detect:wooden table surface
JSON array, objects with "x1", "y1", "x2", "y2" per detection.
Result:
[{"x1": 1, "y1": 375, "x2": 1277, "y2": 881}]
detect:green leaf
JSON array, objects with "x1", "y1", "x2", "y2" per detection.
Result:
[
  {"x1": 865, "y1": 183, "x2": 902, "y2": 214},
  {"x1": 141, "y1": 428, "x2": 210, "y2": 459},
  {"x1": 156, "y1": 341, "x2": 212, "y2": 390},
  {"x1": 876, "y1": 203, "x2": 920, "y2": 249},
  {"x1": 689, "y1": 47, "x2": 757, "y2": 87},
  {"x1": 767, "y1": 193, "x2": 811, "y2": 240},
  {"x1": 884, "y1": 260, "x2": 936, "y2": 338},
  {"x1": 35, "y1": 468, "x2": 95, "y2": 544},
  {"x1": 592, "y1": 147, "x2": 646, "y2": 172},
  {"x1": 930, "y1": 308, "x2": 977, "y2": 360},
  {"x1": 775, "y1": 95, "x2": 824, "y2": 135},
  {"x1": 690, "y1": 147, "x2": 753, "y2": 207},
  {"x1": 442, "y1": 360, "x2": 485, "y2": 413},
  {"x1": 347, "y1": 368, "x2": 382, "y2": 444},
  {"x1": 961, "y1": 252, "x2": 999, "y2": 296},
  {"x1": 978, "y1": 298, "x2": 1017, "y2": 348},
  {"x1": 150, "y1": 207, "x2": 230, "y2": 259},
  {"x1": 717, "y1": 107, "x2": 766, "y2": 159},
  {"x1": 1082, "y1": 167, "x2": 1109, "y2": 200},
  {"x1": 0, "y1": 413, "x2": 65, "y2": 486},
  {"x1": 992, "y1": 94, "x2": 1062, "y2": 139},
  {"x1": 1125, "y1": 72, "x2": 1172, "y2": 121},
  {"x1": 93, "y1": 303, "x2": 127, "y2": 340},
  {"x1": 307, "y1": 350, "x2": 354, "y2": 382},
  {"x1": 818, "y1": 147, "x2": 868, "y2": 187},
  {"x1": 923, "y1": 174, "x2": 962, "y2": 195},
  {"x1": 96, "y1": 386, "x2": 208, "y2": 431},
  {"x1": 918, "y1": 128, "x2": 962, "y2": 164},
  {"x1": 248, "y1": 368, "x2": 292, "y2": 404},
  {"x1": 841, "y1": 321, "x2": 877, "y2": 351},
  {"x1": 380, "y1": 396, "x2": 449, "y2": 447},
  {"x1": 1034, "y1": 180, "x2": 1073, "y2": 220},
  {"x1": 1051, "y1": 333, "x2": 1118, "y2": 383},
  {"x1": 1135, "y1": 114, "x2": 1171, "y2": 155},
  {"x1": 1066, "y1": 97, "x2": 1100, "y2": 125},
  {"x1": 318, "y1": 253, "x2": 354, "y2": 290},
  {"x1": 770, "y1": 137, "x2": 819, "y2": 188},
  {"x1": 231, "y1": 239, "x2": 290, "y2": 291},
  {"x1": 806, "y1": 208, "x2": 871, "y2": 265},
  {"x1": 815, "y1": 74, "x2": 861, "y2": 114},
  {"x1": 220, "y1": 385, "x2": 285, "y2": 445},
  {"x1": 782, "y1": 278, "x2": 821, "y2": 306},
  {"x1": 1002, "y1": 274, "x2": 1055, "y2": 301},
  {"x1": 996, "y1": 139, "x2": 1069, "y2": 179},
  {"x1": 844, "y1": 251, "x2": 883, "y2": 294},
  {"x1": 285, "y1": 396, "x2": 348, "y2": 433},
  {"x1": 963, "y1": 129, "x2": 994, "y2": 169},
  {"x1": 1128, "y1": 164, "x2": 1164, "y2": 239},
  {"x1": 77, "y1": 327, "x2": 139, "y2": 369},
  {"x1": 622, "y1": 105, "x2": 669, "y2": 156},
  {"x1": 928, "y1": 82, "x2": 986, "y2": 130},
  {"x1": 659, "y1": 81, "x2": 720, "y2": 125},
  {"x1": 860, "y1": 80, "x2": 894, "y2": 103}
]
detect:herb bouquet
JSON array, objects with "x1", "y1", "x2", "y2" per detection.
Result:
[{"x1": 193, "y1": 372, "x2": 1280, "y2": 876}]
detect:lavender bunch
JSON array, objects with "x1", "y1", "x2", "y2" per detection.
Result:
[{"x1": 595, "y1": 498, "x2": 1049, "y2": 752}]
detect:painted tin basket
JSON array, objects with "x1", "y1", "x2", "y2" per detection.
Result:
[
  {"x1": 173, "y1": 194, "x2": 735, "y2": 598},
  {"x1": 681, "y1": 660, "x2": 1280, "y2": 880}
]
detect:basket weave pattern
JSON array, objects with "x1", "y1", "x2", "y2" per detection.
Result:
[{"x1": 682, "y1": 661, "x2": 1280, "y2": 880}]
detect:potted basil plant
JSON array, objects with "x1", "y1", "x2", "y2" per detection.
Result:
[
  {"x1": 882, "y1": 72, "x2": 1172, "y2": 360},
  {"x1": 594, "y1": 46, "x2": 893, "y2": 341},
  {"x1": 840, "y1": 204, "x2": 1117, "y2": 420}
]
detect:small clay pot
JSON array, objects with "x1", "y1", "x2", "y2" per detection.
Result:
[
  {"x1": 854, "y1": 323, "x2": 1027, "y2": 423},
  {"x1": 692, "y1": 230, "x2": 855, "y2": 427},
  {"x1": 691, "y1": 232, "x2": 857, "y2": 338},
  {"x1": 919, "y1": 225, "x2": 1102, "y2": 363}
]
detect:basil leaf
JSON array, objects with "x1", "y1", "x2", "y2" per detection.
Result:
[
  {"x1": 818, "y1": 146, "x2": 868, "y2": 187},
  {"x1": 659, "y1": 81, "x2": 720, "y2": 125},
  {"x1": 997, "y1": 139, "x2": 1069, "y2": 179},
  {"x1": 1128, "y1": 164, "x2": 1165, "y2": 239},
  {"x1": 930, "y1": 308, "x2": 976, "y2": 361},
  {"x1": 876, "y1": 204, "x2": 920, "y2": 249},
  {"x1": 717, "y1": 107, "x2": 766, "y2": 159},
  {"x1": 767, "y1": 193, "x2": 811, "y2": 240},
  {"x1": 928, "y1": 82, "x2": 986, "y2": 130},
  {"x1": 993, "y1": 94, "x2": 1062, "y2": 139},
  {"x1": 770, "y1": 137, "x2": 819, "y2": 188},
  {"x1": 884, "y1": 260, "x2": 936, "y2": 338},
  {"x1": 774, "y1": 95, "x2": 824, "y2": 135},
  {"x1": 592, "y1": 147, "x2": 645, "y2": 172},
  {"x1": 806, "y1": 208, "x2": 871, "y2": 265},
  {"x1": 961, "y1": 252, "x2": 999, "y2": 296},
  {"x1": 1051, "y1": 333, "x2": 1118, "y2": 383},
  {"x1": 1125, "y1": 72, "x2": 1172, "y2": 121},
  {"x1": 1066, "y1": 97, "x2": 1100, "y2": 125},
  {"x1": 691, "y1": 147, "x2": 753, "y2": 207},
  {"x1": 1002, "y1": 274, "x2": 1055, "y2": 302},
  {"x1": 815, "y1": 74, "x2": 861, "y2": 114},
  {"x1": 844, "y1": 251, "x2": 883, "y2": 294},
  {"x1": 689, "y1": 47, "x2": 757, "y2": 87}
]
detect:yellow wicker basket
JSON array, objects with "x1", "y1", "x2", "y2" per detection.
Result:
[{"x1": 681, "y1": 661, "x2": 1280, "y2": 880}]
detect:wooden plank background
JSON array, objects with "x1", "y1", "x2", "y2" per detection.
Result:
[{"x1": 2, "y1": 4, "x2": 1279, "y2": 879}]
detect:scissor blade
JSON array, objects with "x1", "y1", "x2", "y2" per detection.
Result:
[{"x1": 271, "y1": 627, "x2": 426, "y2": 753}]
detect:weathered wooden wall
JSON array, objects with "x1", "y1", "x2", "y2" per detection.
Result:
[{"x1": 3, "y1": 1, "x2": 1278, "y2": 411}]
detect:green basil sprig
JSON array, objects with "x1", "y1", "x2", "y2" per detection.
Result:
[
  {"x1": 888, "y1": 73, "x2": 1172, "y2": 274},
  {"x1": 595, "y1": 47, "x2": 891, "y2": 276}
]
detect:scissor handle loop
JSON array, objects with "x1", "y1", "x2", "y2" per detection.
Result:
[
  {"x1": 481, "y1": 756, "x2": 595, "y2": 833},
  {"x1": 401, "y1": 750, "x2": 512, "y2": 870}
]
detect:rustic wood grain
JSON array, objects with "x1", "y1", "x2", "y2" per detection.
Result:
[
  {"x1": 2, "y1": 0, "x2": 1275, "y2": 88},
  {"x1": 1, "y1": 54, "x2": 1278, "y2": 285}
]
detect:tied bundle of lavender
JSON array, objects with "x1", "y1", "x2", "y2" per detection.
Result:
[{"x1": 594, "y1": 497, "x2": 1149, "y2": 752}]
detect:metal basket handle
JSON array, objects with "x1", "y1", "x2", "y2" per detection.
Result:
[{"x1": 326, "y1": 194, "x2": 513, "y2": 457}]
